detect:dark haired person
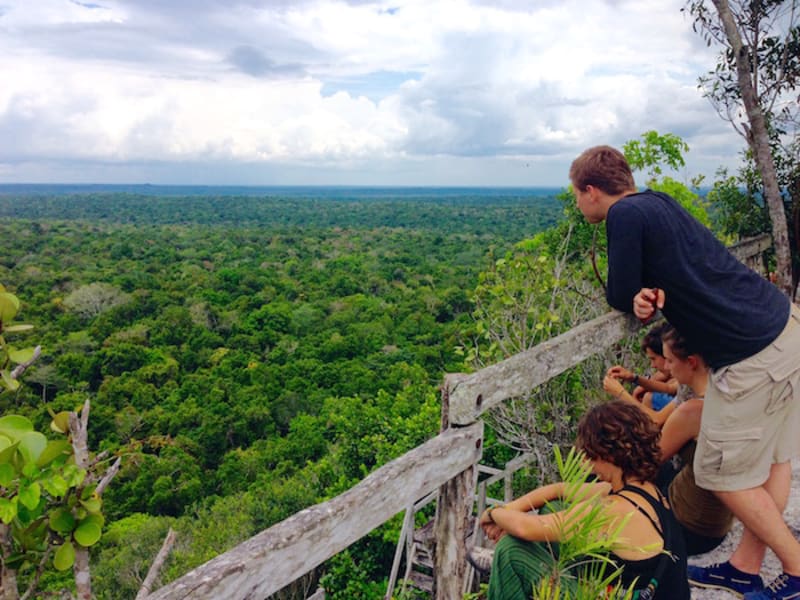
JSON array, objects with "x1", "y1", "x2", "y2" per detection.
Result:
[
  {"x1": 656, "y1": 326, "x2": 733, "y2": 555},
  {"x1": 570, "y1": 145, "x2": 800, "y2": 599},
  {"x1": 604, "y1": 322, "x2": 680, "y2": 425},
  {"x1": 479, "y1": 401, "x2": 689, "y2": 600}
]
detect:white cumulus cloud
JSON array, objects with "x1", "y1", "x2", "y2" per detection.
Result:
[{"x1": 0, "y1": 0, "x2": 747, "y2": 184}]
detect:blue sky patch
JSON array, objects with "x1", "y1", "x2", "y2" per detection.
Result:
[{"x1": 321, "y1": 70, "x2": 421, "y2": 102}]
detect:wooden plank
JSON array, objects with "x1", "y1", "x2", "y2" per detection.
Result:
[
  {"x1": 433, "y1": 460, "x2": 479, "y2": 600},
  {"x1": 408, "y1": 571, "x2": 434, "y2": 591},
  {"x1": 728, "y1": 233, "x2": 772, "y2": 261},
  {"x1": 146, "y1": 422, "x2": 483, "y2": 600},
  {"x1": 448, "y1": 310, "x2": 641, "y2": 425}
]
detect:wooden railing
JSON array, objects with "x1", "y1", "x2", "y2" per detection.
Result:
[{"x1": 147, "y1": 233, "x2": 772, "y2": 600}]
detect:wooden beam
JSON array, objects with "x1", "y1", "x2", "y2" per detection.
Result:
[
  {"x1": 447, "y1": 310, "x2": 642, "y2": 425},
  {"x1": 728, "y1": 233, "x2": 772, "y2": 262},
  {"x1": 433, "y1": 460, "x2": 478, "y2": 600},
  {"x1": 146, "y1": 422, "x2": 483, "y2": 600}
]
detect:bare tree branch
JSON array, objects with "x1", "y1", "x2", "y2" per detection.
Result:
[
  {"x1": 135, "y1": 529, "x2": 177, "y2": 600},
  {"x1": 68, "y1": 399, "x2": 92, "y2": 470},
  {"x1": 20, "y1": 546, "x2": 52, "y2": 600},
  {"x1": 96, "y1": 457, "x2": 122, "y2": 497},
  {"x1": 67, "y1": 399, "x2": 93, "y2": 600},
  {"x1": 10, "y1": 346, "x2": 42, "y2": 380}
]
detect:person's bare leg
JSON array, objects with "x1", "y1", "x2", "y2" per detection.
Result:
[{"x1": 717, "y1": 462, "x2": 799, "y2": 576}]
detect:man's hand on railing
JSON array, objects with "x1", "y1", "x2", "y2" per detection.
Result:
[{"x1": 633, "y1": 287, "x2": 665, "y2": 323}]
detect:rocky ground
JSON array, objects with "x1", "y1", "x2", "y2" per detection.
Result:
[{"x1": 688, "y1": 459, "x2": 800, "y2": 599}]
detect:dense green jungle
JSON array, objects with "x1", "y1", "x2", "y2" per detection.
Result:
[{"x1": 0, "y1": 190, "x2": 567, "y2": 598}]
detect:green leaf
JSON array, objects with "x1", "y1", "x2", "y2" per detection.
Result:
[
  {"x1": 0, "y1": 415, "x2": 34, "y2": 437},
  {"x1": 0, "y1": 292, "x2": 20, "y2": 322},
  {"x1": 3, "y1": 324, "x2": 34, "y2": 333},
  {"x1": 16, "y1": 519, "x2": 48, "y2": 551},
  {"x1": 8, "y1": 347, "x2": 35, "y2": 364},
  {"x1": 0, "y1": 434, "x2": 12, "y2": 453},
  {"x1": 80, "y1": 483, "x2": 97, "y2": 500},
  {"x1": 21, "y1": 461, "x2": 39, "y2": 478},
  {"x1": 50, "y1": 411, "x2": 71, "y2": 434},
  {"x1": 53, "y1": 541, "x2": 75, "y2": 571},
  {"x1": 80, "y1": 496, "x2": 102, "y2": 514},
  {"x1": 15, "y1": 500, "x2": 43, "y2": 527},
  {"x1": 62, "y1": 465, "x2": 86, "y2": 488},
  {"x1": 81, "y1": 513, "x2": 104, "y2": 528},
  {"x1": 0, "y1": 462, "x2": 15, "y2": 486},
  {"x1": 49, "y1": 507, "x2": 76, "y2": 534},
  {"x1": 18, "y1": 482, "x2": 41, "y2": 510},
  {"x1": 18, "y1": 432, "x2": 47, "y2": 464},
  {"x1": 42, "y1": 474, "x2": 69, "y2": 498},
  {"x1": 4, "y1": 552, "x2": 32, "y2": 570},
  {"x1": 0, "y1": 370, "x2": 20, "y2": 391},
  {"x1": 37, "y1": 440, "x2": 71, "y2": 467},
  {"x1": 0, "y1": 497, "x2": 18, "y2": 524},
  {"x1": 0, "y1": 440, "x2": 19, "y2": 465},
  {"x1": 73, "y1": 519, "x2": 102, "y2": 547}
]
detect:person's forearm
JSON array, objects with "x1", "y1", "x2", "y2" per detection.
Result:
[
  {"x1": 634, "y1": 375, "x2": 677, "y2": 395},
  {"x1": 502, "y1": 481, "x2": 610, "y2": 514},
  {"x1": 615, "y1": 388, "x2": 660, "y2": 421},
  {"x1": 504, "y1": 483, "x2": 564, "y2": 512}
]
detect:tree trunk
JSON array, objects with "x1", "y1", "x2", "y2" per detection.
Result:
[
  {"x1": 73, "y1": 548, "x2": 91, "y2": 600},
  {"x1": 69, "y1": 400, "x2": 92, "y2": 600},
  {"x1": 712, "y1": 0, "x2": 794, "y2": 296},
  {"x1": 0, "y1": 525, "x2": 19, "y2": 600}
]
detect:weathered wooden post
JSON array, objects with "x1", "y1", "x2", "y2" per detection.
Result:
[{"x1": 433, "y1": 374, "x2": 481, "y2": 599}]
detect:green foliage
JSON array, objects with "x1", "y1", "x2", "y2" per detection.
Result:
[
  {"x1": 623, "y1": 131, "x2": 689, "y2": 182},
  {"x1": 92, "y1": 513, "x2": 175, "y2": 600},
  {"x1": 0, "y1": 284, "x2": 37, "y2": 394},
  {"x1": 0, "y1": 190, "x2": 565, "y2": 596},
  {"x1": 0, "y1": 408, "x2": 101, "y2": 582},
  {"x1": 0, "y1": 191, "x2": 562, "y2": 237},
  {"x1": 319, "y1": 548, "x2": 388, "y2": 600},
  {"x1": 707, "y1": 169, "x2": 772, "y2": 240},
  {"x1": 0, "y1": 285, "x2": 121, "y2": 600}
]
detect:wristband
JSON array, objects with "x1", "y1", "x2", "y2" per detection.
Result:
[
  {"x1": 486, "y1": 507, "x2": 495, "y2": 523},
  {"x1": 632, "y1": 374, "x2": 639, "y2": 385}
]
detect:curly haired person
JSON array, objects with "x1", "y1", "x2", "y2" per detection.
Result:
[{"x1": 479, "y1": 401, "x2": 689, "y2": 600}]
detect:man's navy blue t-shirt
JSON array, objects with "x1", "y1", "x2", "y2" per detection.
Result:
[{"x1": 605, "y1": 190, "x2": 789, "y2": 369}]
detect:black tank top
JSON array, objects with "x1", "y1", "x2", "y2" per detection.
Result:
[{"x1": 609, "y1": 484, "x2": 690, "y2": 600}]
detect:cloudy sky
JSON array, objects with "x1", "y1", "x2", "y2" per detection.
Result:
[{"x1": 0, "y1": 0, "x2": 746, "y2": 186}]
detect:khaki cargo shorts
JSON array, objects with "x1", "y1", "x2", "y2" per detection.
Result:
[{"x1": 695, "y1": 303, "x2": 800, "y2": 492}]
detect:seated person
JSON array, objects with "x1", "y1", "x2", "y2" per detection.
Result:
[
  {"x1": 603, "y1": 323, "x2": 680, "y2": 425},
  {"x1": 657, "y1": 325, "x2": 733, "y2": 556},
  {"x1": 479, "y1": 401, "x2": 689, "y2": 600}
]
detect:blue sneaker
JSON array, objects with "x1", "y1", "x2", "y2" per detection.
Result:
[
  {"x1": 687, "y1": 561, "x2": 764, "y2": 597},
  {"x1": 744, "y1": 573, "x2": 800, "y2": 599}
]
